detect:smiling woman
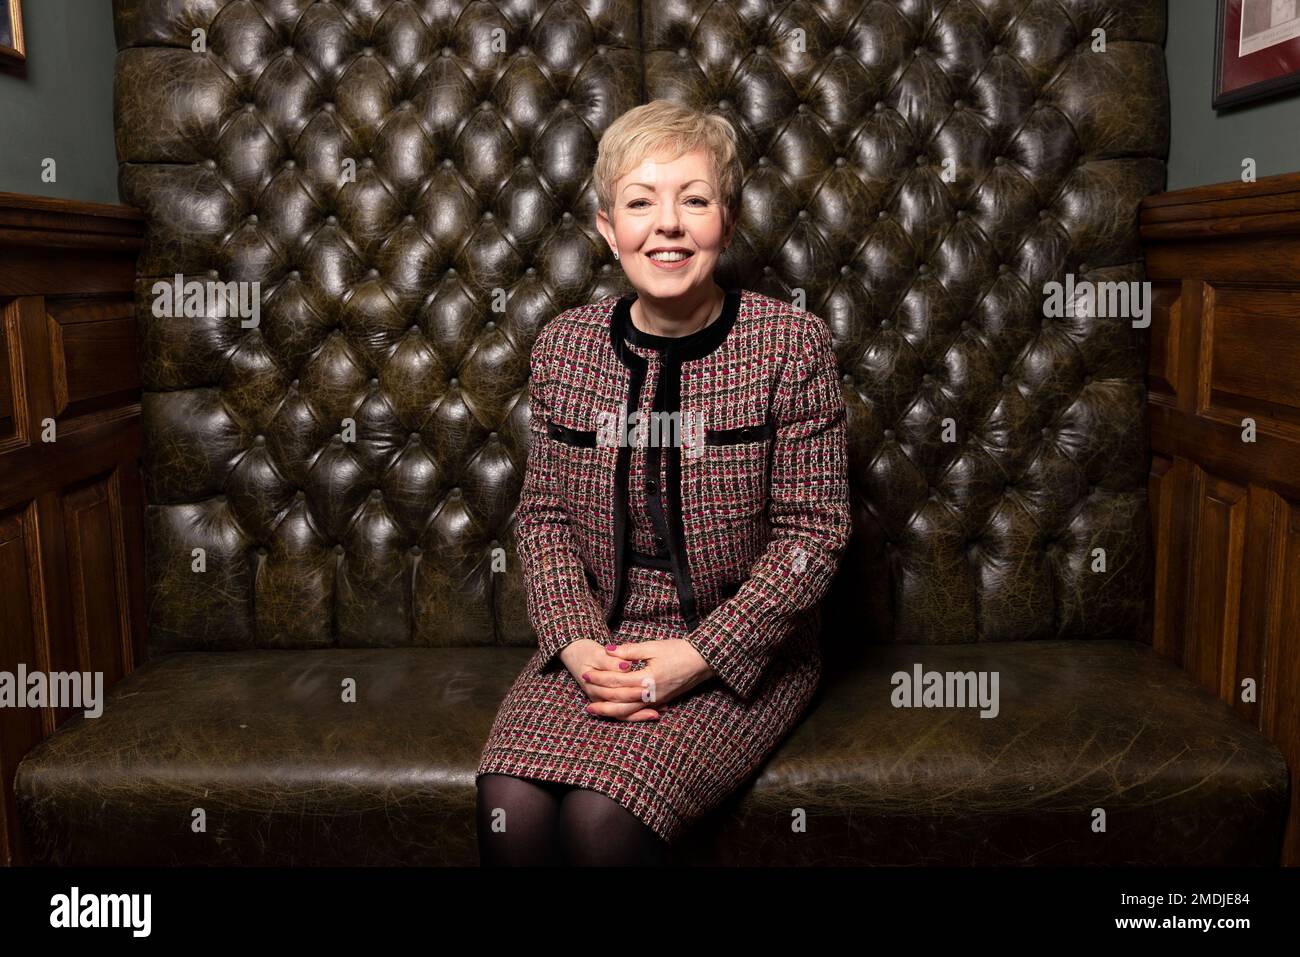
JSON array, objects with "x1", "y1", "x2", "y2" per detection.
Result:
[
  {"x1": 474, "y1": 99, "x2": 852, "y2": 866},
  {"x1": 592, "y1": 101, "x2": 741, "y2": 339}
]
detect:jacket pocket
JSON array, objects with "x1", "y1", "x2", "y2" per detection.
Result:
[
  {"x1": 704, "y1": 420, "x2": 775, "y2": 446},
  {"x1": 686, "y1": 419, "x2": 772, "y2": 521},
  {"x1": 546, "y1": 418, "x2": 597, "y2": 447}
]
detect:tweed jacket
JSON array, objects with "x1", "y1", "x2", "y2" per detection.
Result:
[{"x1": 516, "y1": 286, "x2": 852, "y2": 702}]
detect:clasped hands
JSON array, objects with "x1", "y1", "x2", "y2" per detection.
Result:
[{"x1": 559, "y1": 637, "x2": 715, "y2": 721}]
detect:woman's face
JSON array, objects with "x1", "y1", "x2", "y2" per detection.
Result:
[{"x1": 596, "y1": 147, "x2": 732, "y2": 300}]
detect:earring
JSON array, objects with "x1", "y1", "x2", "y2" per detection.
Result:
[{"x1": 613, "y1": 250, "x2": 619, "y2": 260}]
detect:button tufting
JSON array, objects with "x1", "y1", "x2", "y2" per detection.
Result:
[
  {"x1": 878, "y1": 210, "x2": 888, "y2": 220},
  {"x1": 519, "y1": 46, "x2": 530, "y2": 55},
  {"x1": 367, "y1": 268, "x2": 379, "y2": 278},
  {"x1": 369, "y1": 377, "x2": 378, "y2": 386},
  {"x1": 718, "y1": 99, "x2": 731, "y2": 109},
  {"x1": 1042, "y1": 427, "x2": 1053, "y2": 438},
  {"x1": 797, "y1": 103, "x2": 807, "y2": 112},
  {"x1": 326, "y1": 215, "x2": 337, "y2": 225},
  {"x1": 835, "y1": 156, "x2": 846, "y2": 166},
  {"x1": 410, "y1": 545, "x2": 422, "y2": 554},
  {"x1": 1002, "y1": 374, "x2": 1011, "y2": 384},
  {"x1": 295, "y1": 490, "x2": 306, "y2": 500},
  {"x1": 842, "y1": 373, "x2": 852, "y2": 383},
  {"x1": 334, "y1": 544, "x2": 344, "y2": 554},
  {"x1": 834, "y1": 45, "x2": 844, "y2": 55},
  {"x1": 883, "y1": 429, "x2": 895, "y2": 438},
  {"x1": 409, "y1": 432, "x2": 420, "y2": 441},
  {"x1": 485, "y1": 320, "x2": 495, "y2": 330},
  {"x1": 289, "y1": 270, "x2": 301, "y2": 280},
  {"x1": 257, "y1": 546, "x2": 268, "y2": 556},
  {"x1": 756, "y1": 45, "x2": 767, "y2": 54},
  {"x1": 840, "y1": 265, "x2": 850, "y2": 275},
  {"x1": 370, "y1": 489, "x2": 382, "y2": 501},
  {"x1": 918, "y1": 263, "x2": 929, "y2": 274},
  {"x1": 450, "y1": 377, "x2": 459, "y2": 386},
  {"x1": 677, "y1": 48, "x2": 688, "y2": 57},
  {"x1": 254, "y1": 434, "x2": 265, "y2": 444}
]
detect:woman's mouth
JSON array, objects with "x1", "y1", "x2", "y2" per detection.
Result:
[{"x1": 645, "y1": 250, "x2": 694, "y2": 270}]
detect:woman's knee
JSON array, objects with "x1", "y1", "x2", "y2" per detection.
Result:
[{"x1": 557, "y1": 788, "x2": 671, "y2": 866}]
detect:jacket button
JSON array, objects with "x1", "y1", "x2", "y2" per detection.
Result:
[
  {"x1": 740, "y1": 428, "x2": 753, "y2": 439},
  {"x1": 653, "y1": 534, "x2": 666, "y2": 552},
  {"x1": 646, "y1": 479, "x2": 658, "y2": 494}
]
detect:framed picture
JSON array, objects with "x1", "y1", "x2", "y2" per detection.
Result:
[
  {"x1": 1215, "y1": 0, "x2": 1300, "y2": 107},
  {"x1": 0, "y1": 0, "x2": 23, "y2": 63}
]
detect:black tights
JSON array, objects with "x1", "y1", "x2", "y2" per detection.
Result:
[{"x1": 476, "y1": 773, "x2": 671, "y2": 866}]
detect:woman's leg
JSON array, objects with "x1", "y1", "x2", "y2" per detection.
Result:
[
  {"x1": 558, "y1": 788, "x2": 672, "y2": 866},
  {"x1": 476, "y1": 773, "x2": 565, "y2": 866}
]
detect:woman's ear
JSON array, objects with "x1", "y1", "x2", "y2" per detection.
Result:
[{"x1": 595, "y1": 207, "x2": 618, "y2": 258}]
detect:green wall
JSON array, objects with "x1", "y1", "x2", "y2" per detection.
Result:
[
  {"x1": 1167, "y1": 0, "x2": 1300, "y2": 190},
  {"x1": 0, "y1": 1, "x2": 119, "y2": 204}
]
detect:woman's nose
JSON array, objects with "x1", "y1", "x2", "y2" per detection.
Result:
[{"x1": 656, "y1": 202, "x2": 682, "y2": 232}]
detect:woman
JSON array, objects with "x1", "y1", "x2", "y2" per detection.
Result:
[{"x1": 475, "y1": 100, "x2": 851, "y2": 866}]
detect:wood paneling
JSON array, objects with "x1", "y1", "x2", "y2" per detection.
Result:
[
  {"x1": 0, "y1": 192, "x2": 145, "y2": 866},
  {"x1": 1141, "y1": 171, "x2": 1300, "y2": 866}
]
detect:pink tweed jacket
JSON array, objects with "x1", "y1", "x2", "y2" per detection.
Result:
[{"x1": 516, "y1": 287, "x2": 852, "y2": 702}]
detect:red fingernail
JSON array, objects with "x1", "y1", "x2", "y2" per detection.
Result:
[
  {"x1": 605, "y1": 643, "x2": 617, "y2": 651},
  {"x1": 585, "y1": 705, "x2": 595, "y2": 714},
  {"x1": 618, "y1": 661, "x2": 629, "y2": 670}
]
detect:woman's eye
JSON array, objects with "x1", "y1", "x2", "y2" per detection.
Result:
[
  {"x1": 686, "y1": 197, "x2": 710, "y2": 207},
  {"x1": 628, "y1": 199, "x2": 651, "y2": 209}
]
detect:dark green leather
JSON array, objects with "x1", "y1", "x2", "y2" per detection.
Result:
[{"x1": 14, "y1": 0, "x2": 1290, "y2": 864}]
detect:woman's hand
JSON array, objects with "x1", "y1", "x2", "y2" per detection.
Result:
[
  {"x1": 582, "y1": 639, "x2": 716, "y2": 720},
  {"x1": 558, "y1": 639, "x2": 662, "y2": 722}
]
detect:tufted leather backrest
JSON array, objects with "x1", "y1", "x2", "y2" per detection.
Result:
[{"x1": 114, "y1": 0, "x2": 1167, "y2": 653}]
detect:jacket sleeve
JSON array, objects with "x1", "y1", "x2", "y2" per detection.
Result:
[
  {"x1": 682, "y1": 314, "x2": 851, "y2": 702},
  {"x1": 515, "y1": 327, "x2": 612, "y2": 675}
]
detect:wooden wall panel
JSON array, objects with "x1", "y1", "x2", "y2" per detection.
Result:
[
  {"x1": 1141, "y1": 171, "x2": 1300, "y2": 866},
  {"x1": 0, "y1": 192, "x2": 145, "y2": 866}
]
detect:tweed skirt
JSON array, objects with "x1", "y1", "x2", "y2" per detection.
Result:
[{"x1": 474, "y1": 563, "x2": 821, "y2": 845}]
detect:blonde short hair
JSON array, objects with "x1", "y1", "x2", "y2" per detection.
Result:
[{"x1": 594, "y1": 99, "x2": 743, "y2": 233}]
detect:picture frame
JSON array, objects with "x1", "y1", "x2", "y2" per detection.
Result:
[
  {"x1": 1215, "y1": 0, "x2": 1300, "y2": 108},
  {"x1": 0, "y1": 0, "x2": 22, "y2": 63}
]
